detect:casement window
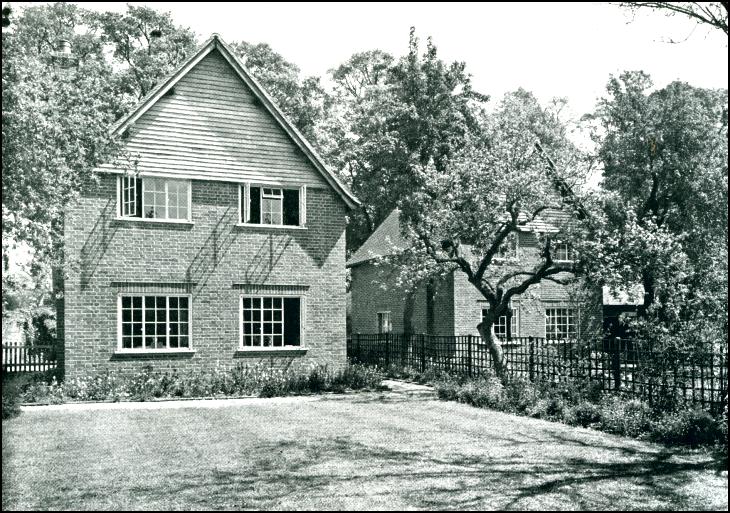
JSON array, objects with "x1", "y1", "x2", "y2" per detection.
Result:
[
  {"x1": 545, "y1": 307, "x2": 577, "y2": 341},
  {"x1": 239, "y1": 184, "x2": 306, "y2": 227},
  {"x1": 119, "y1": 176, "x2": 191, "y2": 221},
  {"x1": 481, "y1": 307, "x2": 519, "y2": 339},
  {"x1": 119, "y1": 295, "x2": 190, "y2": 350},
  {"x1": 553, "y1": 242, "x2": 575, "y2": 263},
  {"x1": 377, "y1": 312, "x2": 392, "y2": 334},
  {"x1": 240, "y1": 296, "x2": 302, "y2": 348}
]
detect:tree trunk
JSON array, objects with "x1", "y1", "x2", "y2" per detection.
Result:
[{"x1": 477, "y1": 321, "x2": 506, "y2": 380}]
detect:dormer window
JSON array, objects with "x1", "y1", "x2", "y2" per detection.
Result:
[
  {"x1": 240, "y1": 184, "x2": 306, "y2": 227},
  {"x1": 119, "y1": 176, "x2": 191, "y2": 221},
  {"x1": 554, "y1": 242, "x2": 575, "y2": 263}
]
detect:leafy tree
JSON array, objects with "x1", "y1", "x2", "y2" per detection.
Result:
[
  {"x1": 88, "y1": 5, "x2": 197, "y2": 100},
  {"x1": 328, "y1": 28, "x2": 490, "y2": 251},
  {"x1": 587, "y1": 71, "x2": 728, "y2": 347},
  {"x1": 392, "y1": 90, "x2": 591, "y2": 379}
]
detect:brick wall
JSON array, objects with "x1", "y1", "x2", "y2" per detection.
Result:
[{"x1": 61, "y1": 175, "x2": 348, "y2": 378}]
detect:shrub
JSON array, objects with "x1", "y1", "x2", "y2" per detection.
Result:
[
  {"x1": 565, "y1": 401, "x2": 603, "y2": 427},
  {"x1": 2, "y1": 380, "x2": 23, "y2": 419},
  {"x1": 598, "y1": 396, "x2": 653, "y2": 438},
  {"x1": 503, "y1": 377, "x2": 539, "y2": 413},
  {"x1": 650, "y1": 408, "x2": 721, "y2": 446},
  {"x1": 527, "y1": 396, "x2": 565, "y2": 420}
]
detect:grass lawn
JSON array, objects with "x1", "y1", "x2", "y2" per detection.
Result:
[{"x1": 2, "y1": 382, "x2": 727, "y2": 511}]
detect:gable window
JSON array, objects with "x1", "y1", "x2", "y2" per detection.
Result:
[
  {"x1": 240, "y1": 184, "x2": 306, "y2": 227},
  {"x1": 119, "y1": 176, "x2": 191, "y2": 221},
  {"x1": 554, "y1": 242, "x2": 575, "y2": 263},
  {"x1": 119, "y1": 295, "x2": 190, "y2": 350},
  {"x1": 481, "y1": 306, "x2": 519, "y2": 339},
  {"x1": 240, "y1": 296, "x2": 302, "y2": 348},
  {"x1": 377, "y1": 312, "x2": 392, "y2": 334},
  {"x1": 545, "y1": 307, "x2": 577, "y2": 341}
]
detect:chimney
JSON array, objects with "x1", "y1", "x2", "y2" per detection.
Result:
[
  {"x1": 56, "y1": 39, "x2": 71, "y2": 55},
  {"x1": 51, "y1": 38, "x2": 78, "y2": 70}
]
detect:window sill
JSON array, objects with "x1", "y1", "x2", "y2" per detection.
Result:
[
  {"x1": 114, "y1": 217, "x2": 194, "y2": 226},
  {"x1": 234, "y1": 223, "x2": 307, "y2": 231},
  {"x1": 234, "y1": 348, "x2": 308, "y2": 357},
  {"x1": 112, "y1": 349, "x2": 196, "y2": 358}
]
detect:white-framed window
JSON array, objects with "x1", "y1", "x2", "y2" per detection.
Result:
[
  {"x1": 481, "y1": 306, "x2": 519, "y2": 339},
  {"x1": 118, "y1": 295, "x2": 191, "y2": 350},
  {"x1": 377, "y1": 311, "x2": 392, "y2": 334},
  {"x1": 240, "y1": 295, "x2": 303, "y2": 348},
  {"x1": 554, "y1": 242, "x2": 575, "y2": 263},
  {"x1": 240, "y1": 183, "x2": 306, "y2": 227},
  {"x1": 118, "y1": 176, "x2": 191, "y2": 221},
  {"x1": 545, "y1": 307, "x2": 577, "y2": 341}
]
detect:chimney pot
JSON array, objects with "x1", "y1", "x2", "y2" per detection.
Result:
[{"x1": 57, "y1": 39, "x2": 71, "y2": 55}]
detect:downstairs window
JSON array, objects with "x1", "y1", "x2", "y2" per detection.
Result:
[
  {"x1": 240, "y1": 296, "x2": 302, "y2": 348},
  {"x1": 119, "y1": 295, "x2": 190, "y2": 350}
]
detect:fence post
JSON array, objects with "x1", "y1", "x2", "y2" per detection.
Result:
[
  {"x1": 612, "y1": 337, "x2": 621, "y2": 390},
  {"x1": 420, "y1": 333, "x2": 426, "y2": 372},
  {"x1": 467, "y1": 335, "x2": 473, "y2": 378},
  {"x1": 385, "y1": 332, "x2": 390, "y2": 369},
  {"x1": 528, "y1": 337, "x2": 535, "y2": 382}
]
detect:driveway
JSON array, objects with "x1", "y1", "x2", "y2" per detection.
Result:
[{"x1": 2, "y1": 380, "x2": 727, "y2": 510}]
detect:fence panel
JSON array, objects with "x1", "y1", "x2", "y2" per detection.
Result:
[
  {"x1": 2, "y1": 344, "x2": 59, "y2": 374},
  {"x1": 347, "y1": 333, "x2": 728, "y2": 414}
]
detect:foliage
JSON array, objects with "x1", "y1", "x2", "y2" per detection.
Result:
[
  {"x1": 326, "y1": 28, "x2": 489, "y2": 251},
  {"x1": 585, "y1": 71, "x2": 728, "y2": 350},
  {"x1": 620, "y1": 2, "x2": 728, "y2": 36},
  {"x1": 15, "y1": 363, "x2": 383, "y2": 404},
  {"x1": 424, "y1": 366, "x2": 725, "y2": 448}
]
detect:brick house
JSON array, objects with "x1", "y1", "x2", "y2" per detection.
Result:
[
  {"x1": 59, "y1": 35, "x2": 358, "y2": 378},
  {"x1": 348, "y1": 210, "x2": 601, "y2": 341}
]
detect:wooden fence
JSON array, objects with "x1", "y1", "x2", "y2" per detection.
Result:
[
  {"x1": 2, "y1": 344, "x2": 59, "y2": 374},
  {"x1": 347, "y1": 333, "x2": 728, "y2": 414}
]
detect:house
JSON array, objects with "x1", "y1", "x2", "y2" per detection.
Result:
[
  {"x1": 58, "y1": 35, "x2": 358, "y2": 378},
  {"x1": 347, "y1": 210, "x2": 601, "y2": 341}
]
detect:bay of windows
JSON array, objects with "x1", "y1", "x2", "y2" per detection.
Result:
[{"x1": 545, "y1": 307, "x2": 577, "y2": 341}]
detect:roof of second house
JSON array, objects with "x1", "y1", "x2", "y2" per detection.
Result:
[
  {"x1": 347, "y1": 210, "x2": 407, "y2": 268},
  {"x1": 108, "y1": 34, "x2": 359, "y2": 210},
  {"x1": 346, "y1": 208, "x2": 572, "y2": 268}
]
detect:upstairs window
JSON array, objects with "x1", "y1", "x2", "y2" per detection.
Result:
[
  {"x1": 119, "y1": 176, "x2": 191, "y2": 221},
  {"x1": 553, "y1": 242, "x2": 575, "y2": 263},
  {"x1": 241, "y1": 184, "x2": 306, "y2": 227}
]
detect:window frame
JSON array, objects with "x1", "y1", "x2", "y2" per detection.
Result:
[
  {"x1": 479, "y1": 302, "x2": 519, "y2": 339},
  {"x1": 238, "y1": 294, "x2": 305, "y2": 350},
  {"x1": 239, "y1": 182, "x2": 307, "y2": 228},
  {"x1": 377, "y1": 311, "x2": 392, "y2": 334},
  {"x1": 116, "y1": 293, "x2": 193, "y2": 353},
  {"x1": 544, "y1": 306, "x2": 579, "y2": 341},
  {"x1": 553, "y1": 241, "x2": 575, "y2": 263},
  {"x1": 117, "y1": 175, "x2": 192, "y2": 223}
]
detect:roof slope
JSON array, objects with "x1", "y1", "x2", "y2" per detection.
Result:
[
  {"x1": 110, "y1": 34, "x2": 359, "y2": 209},
  {"x1": 347, "y1": 208, "x2": 572, "y2": 268},
  {"x1": 347, "y1": 210, "x2": 407, "y2": 268}
]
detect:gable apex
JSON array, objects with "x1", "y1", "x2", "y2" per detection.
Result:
[{"x1": 111, "y1": 34, "x2": 359, "y2": 209}]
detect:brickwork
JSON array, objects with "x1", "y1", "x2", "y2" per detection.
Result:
[{"x1": 62, "y1": 176, "x2": 348, "y2": 378}]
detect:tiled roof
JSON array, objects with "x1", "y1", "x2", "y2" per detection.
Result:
[{"x1": 346, "y1": 210, "x2": 407, "y2": 267}]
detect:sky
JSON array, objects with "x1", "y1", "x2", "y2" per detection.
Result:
[{"x1": 66, "y1": 1, "x2": 728, "y2": 119}]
